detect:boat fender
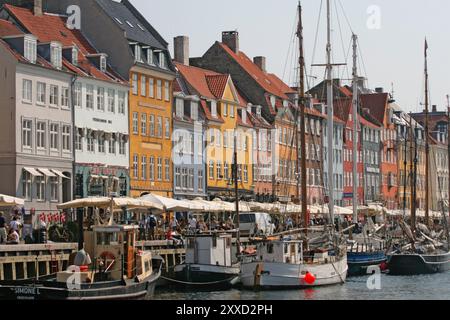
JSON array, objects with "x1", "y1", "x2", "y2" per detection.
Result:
[{"x1": 302, "y1": 272, "x2": 316, "y2": 285}]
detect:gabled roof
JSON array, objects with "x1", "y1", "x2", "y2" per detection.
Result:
[
  {"x1": 0, "y1": 19, "x2": 24, "y2": 37},
  {"x1": 266, "y1": 73, "x2": 297, "y2": 95},
  {"x1": 360, "y1": 93, "x2": 389, "y2": 124},
  {"x1": 359, "y1": 113, "x2": 381, "y2": 129},
  {"x1": 334, "y1": 97, "x2": 352, "y2": 123},
  {"x1": 219, "y1": 42, "x2": 290, "y2": 100},
  {"x1": 95, "y1": 0, "x2": 166, "y2": 50},
  {"x1": 3, "y1": 5, "x2": 126, "y2": 85},
  {"x1": 175, "y1": 62, "x2": 234, "y2": 101}
]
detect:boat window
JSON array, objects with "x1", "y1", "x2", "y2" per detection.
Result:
[
  {"x1": 267, "y1": 243, "x2": 274, "y2": 254},
  {"x1": 239, "y1": 214, "x2": 255, "y2": 223},
  {"x1": 226, "y1": 237, "x2": 231, "y2": 248},
  {"x1": 284, "y1": 244, "x2": 289, "y2": 254},
  {"x1": 187, "y1": 238, "x2": 195, "y2": 249},
  {"x1": 212, "y1": 236, "x2": 217, "y2": 248},
  {"x1": 96, "y1": 232, "x2": 103, "y2": 245}
]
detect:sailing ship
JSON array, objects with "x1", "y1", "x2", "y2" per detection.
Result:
[
  {"x1": 386, "y1": 40, "x2": 450, "y2": 275},
  {"x1": 239, "y1": 1, "x2": 348, "y2": 290},
  {"x1": 0, "y1": 198, "x2": 163, "y2": 300}
]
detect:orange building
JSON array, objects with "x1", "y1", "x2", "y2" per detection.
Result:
[{"x1": 129, "y1": 68, "x2": 175, "y2": 197}]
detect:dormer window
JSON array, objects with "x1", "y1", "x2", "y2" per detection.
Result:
[
  {"x1": 270, "y1": 95, "x2": 276, "y2": 107},
  {"x1": 257, "y1": 106, "x2": 262, "y2": 116},
  {"x1": 159, "y1": 52, "x2": 167, "y2": 69},
  {"x1": 24, "y1": 35, "x2": 37, "y2": 64},
  {"x1": 176, "y1": 98, "x2": 184, "y2": 118},
  {"x1": 191, "y1": 101, "x2": 198, "y2": 121},
  {"x1": 50, "y1": 42, "x2": 62, "y2": 69},
  {"x1": 147, "y1": 48, "x2": 153, "y2": 65},
  {"x1": 131, "y1": 43, "x2": 142, "y2": 63},
  {"x1": 72, "y1": 47, "x2": 78, "y2": 66},
  {"x1": 242, "y1": 109, "x2": 247, "y2": 124},
  {"x1": 211, "y1": 100, "x2": 217, "y2": 118},
  {"x1": 100, "y1": 55, "x2": 107, "y2": 72}
]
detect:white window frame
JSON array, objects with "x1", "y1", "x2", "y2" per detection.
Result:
[
  {"x1": 62, "y1": 125, "x2": 71, "y2": 152},
  {"x1": 164, "y1": 81, "x2": 170, "y2": 102},
  {"x1": 22, "y1": 119, "x2": 32, "y2": 148},
  {"x1": 86, "y1": 84, "x2": 94, "y2": 109},
  {"x1": 107, "y1": 89, "x2": 115, "y2": 113},
  {"x1": 22, "y1": 79, "x2": 32, "y2": 103},
  {"x1": 97, "y1": 87, "x2": 105, "y2": 111}
]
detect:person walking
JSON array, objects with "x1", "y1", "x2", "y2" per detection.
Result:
[{"x1": 0, "y1": 212, "x2": 6, "y2": 244}]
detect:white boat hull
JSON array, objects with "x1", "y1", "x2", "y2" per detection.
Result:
[{"x1": 240, "y1": 256, "x2": 348, "y2": 289}]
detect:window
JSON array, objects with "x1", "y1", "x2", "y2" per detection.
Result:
[
  {"x1": 224, "y1": 162, "x2": 229, "y2": 180},
  {"x1": 132, "y1": 74, "x2": 138, "y2": 95},
  {"x1": 50, "y1": 177, "x2": 58, "y2": 201},
  {"x1": 50, "y1": 123, "x2": 59, "y2": 150},
  {"x1": 157, "y1": 80, "x2": 162, "y2": 100},
  {"x1": 118, "y1": 91, "x2": 126, "y2": 114},
  {"x1": 141, "y1": 76, "x2": 146, "y2": 96},
  {"x1": 149, "y1": 115, "x2": 155, "y2": 136},
  {"x1": 86, "y1": 85, "x2": 94, "y2": 109},
  {"x1": 87, "y1": 135, "x2": 94, "y2": 152},
  {"x1": 188, "y1": 168, "x2": 194, "y2": 190},
  {"x1": 198, "y1": 170, "x2": 204, "y2": 191},
  {"x1": 133, "y1": 154, "x2": 138, "y2": 178},
  {"x1": 146, "y1": 48, "x2": 153, "y2": 64},
  {"x1": 49, "y1": 85, "x2": 59, "y2": 106},
  {"x1": 209, "y1": 161, "x2": 215, "y2": 180},
  {"x1": 37, "y1": 122, "x2": 46, "y2": 149},
  {"x1": 72, "y1": 47, "x2": 78, "y2": 66},
  {"x1": 74, "y1": 83, "x2": 81, "y2": 107},
  {"x1": 175, "y1": 168, "x2": 181, "y2": 189},
  {"x1": 164, "y1": 158, "x2": 170, "y2": 181},
  {"x1": 108, "y1": 138, "x2": 116, "y2": 154},
  {"x1": 98, "y1": 135, "x2": 105, "y2": 153},
  {"x1": 164, "y1": 81, "x2": 170, "y2": 102},
  {"x1": 157, "y1": 116, "x2": 163, "y2": 138},
  {"x1": 134, "y1": 44, "x2": 141, "y2": 62},
  {"x1": 61, "y1": 87, "x2": 69, "y2": 108},
  {"x1": 132, "y1": 112, "x2": 139, "y2": 134},
  {"x1": 62, "y1": 125, "x2": 71, "y2": 152},
  {"x1": 165, "y1": 118, "x2": 170, "y2": 139},
  {"x1": 149, "y1": 157, "x2": 155, "y2": 181},
  {"x1": 217, "y1": 161, "x2": 222, "y2": 180},
  {"x1": 51, "y1": 43, "x2": 62, "y2": 69},
  {"x1": 149, "y1": 78, "x2": 154, "y2": 98},
  {"x1": 176, "y1": 98, "x2": 184, "y2": 118},
  {"x1": 157, "y1": 158, "x2": 162, "y2": 181},
  {"x1": 36, "y1": 82, "x2": 46, "y2": 105},
  {"x1": 97, "y1": 87, "x2": 105, "y2": 111},
  {"x1": 244, "y1": 165, "x2": 248, "y2": 183},
  {"x1": 182, "y1": 168, "x2": 188, "y2": 189},
  {"x1": 36, "y1": 176, "x2": 45, "y2": 201},
  {"x1": 107, "y1": 89, "x2": 115, "y2": 112},
  {"x1": 24, "y1": 37, "x2": 36, "y2": 63},
  {"x1": 141, "y1": 113, "x2": 147, "y2": 136},
  {"x1": 223, "y1": 103, "x2": 228, "y2": 117},
  {"x1": 22, "y1": 171, "x2": 31, "y2": 200},
  {"x1": 22, "y1": 79, "x2": 32, "y2": 103},
  {"x1": 100, "y1": 56, "x2": 107, "y2": 72},
  {"x1": 119, "y1": 138, "x2": 126, "y2": 155},
  {"x1": 141, "y1": 156, "x2": 147, "y2": 180},
  {"x1": 211, "y1": 101, "x2": 217, "y2": 118},
  {"x1": 75, "y1": 130, "x2": 82, "y2": 151},
  {"x1": 230, "y1": 105, "x2": 235, "y2": 118},
  {"x1": 22, "y1": 120, "x2": 32, "y2": 148}
]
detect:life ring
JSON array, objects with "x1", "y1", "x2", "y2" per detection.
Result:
[{"x1": 99, "y1": 251, "x2": 116, "y2": 270}]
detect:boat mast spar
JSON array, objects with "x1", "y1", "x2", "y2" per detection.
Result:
[
  {"x1": 351, "y1": 34, "x2": 359, "y2": 224},
  {"x1": 297, "y1": 2, "x2": 308, "y2": 233},
  {"x1": 424, "y1": 39, "x2": 430, "y2": 228}
]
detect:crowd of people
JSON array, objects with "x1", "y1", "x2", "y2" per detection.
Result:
[{"x1": 0, "y1": 212, "x2": 21, "y2": 245}]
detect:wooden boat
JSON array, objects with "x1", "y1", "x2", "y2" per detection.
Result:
[
  {"x1": 167, "y1": 233, "x2": 240, "y2": 290},
  {"x1": 240, "y1": 238, "x2": 347, "y2": 290},
  {"x1": 0, "y1": 225, "x2": 162, "y2": 300}
]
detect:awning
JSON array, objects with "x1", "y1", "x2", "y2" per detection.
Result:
[
  {"x1": 0, "y1": 194, "x2": 24, "y2": 207},
  {"x1": 51, "y1": 170, "x2": 70, "y2": 179},
  {"x1": 100, "y1": 176, "x2": 109, "y2": 180},
  {"x1": 38, "y1": 168, "x2": 56, "y2": 177},
  {"x1": 24, "y1": 167, "x2": 42, "y2": 177}
]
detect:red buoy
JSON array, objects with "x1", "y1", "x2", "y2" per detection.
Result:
[{"x1": 304, "y1": 272, "x2": 316, "y2": 285}]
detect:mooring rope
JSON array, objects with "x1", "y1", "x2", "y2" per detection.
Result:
[{"x1": 160, "y1": 275, "x2": 237, "y2": 286}]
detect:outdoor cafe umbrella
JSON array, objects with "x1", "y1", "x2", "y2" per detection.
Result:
[
  {"x1": 57, "y1": 197, "x2": 164, "y2": 211},
  {"x1": 0, "y1": 194, "x2": 25, "y2": 207},
  {"x1": 139, "y1": 193, "x2": 198, "y2": 212}
]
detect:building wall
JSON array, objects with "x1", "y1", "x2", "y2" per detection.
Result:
[
  {"x1": 129, "y1": 67, "x2": 174, "y2": 197},
  {"x1": 362, "y1": 125, "x2": 381, "y2": 203},
  {"x1": 430, "y1": 143, "x2": 449, "y2": 211},
  {"x1": 380, "y1": 124, "x2": 399, "y2": 210},
  {"x1": 323, "y1": 121, "x2": 344, "y2": 206},
  {"x1": 252, "y1": 124, "x2": 273, "y2": 201}
]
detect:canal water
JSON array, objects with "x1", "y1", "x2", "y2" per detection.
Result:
[{"x1": 154, "y1": 272, "x2": 450, "y2": 300}]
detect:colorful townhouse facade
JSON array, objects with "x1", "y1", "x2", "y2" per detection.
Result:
[
  {"x1": 361, "y1": 91, "x2": 398, "y2": 209},
  {"x1": 0, "y1": 17, "x2": 73, "y2": 215},
  {"x1": 3, "y1": 5, "x2": 131, "y2": 199},
  {"x1": 46, "y1": 0, "x2": 177, "y2": 197},
  {"x1": 174, "y1": 58, "x2": 253, "y2": 200}
]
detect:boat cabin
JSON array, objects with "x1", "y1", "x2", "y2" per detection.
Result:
[
  {"x1": 255, "y1": 240, "x2": 304, "y2": 264},
  {"x1": 185, "y1": 233, "x2": 233, "y2": 267}
]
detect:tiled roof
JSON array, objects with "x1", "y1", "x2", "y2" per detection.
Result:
[
  {"x1": 95, "y1": 0, "x2": 166, "y2": 50},
  {"x1": 267, "y1": 73, "x2": 297, "y2": 95},
  {"x1": 334, "y1": 97, "x2": 352, "y2": 123},
  {"x1": 360, "y1": 93, "x2": 389, "y2": 124},
  {"x1": 0, "y1": 19, "x2": 24, "y2": 37},
  {"x1": 219, "y1": 42, "x2": 290, "y2": 100},
  {"x1": 175, "y1": 62, "x2": 229, "y2": 100},
  {"x1": 4, "y1": 5, "x2": 126, "y2": 85},
  {"x1": 359, "y1": 113, "x2": 381, "y2": 129}
]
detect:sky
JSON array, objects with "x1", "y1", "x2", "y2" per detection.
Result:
[{"x1": 130, "y1": 0, "x2": 450, "y2": 113}]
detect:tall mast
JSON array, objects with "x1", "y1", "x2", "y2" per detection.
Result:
[
  {"x1": 297, "y1": 2, "x2": 308, "y2": 230},
  {"x1": 424, "y1": 39, "x2": 430, "y2": 227},
  {"x1": 234, "y1": 133, "x2": 240, "y2": 250},
  {"x1": 351, "y1": 34, "x2": 359, "y2": 224},
  {"x1": 410, "y1": 113, "x2": 416, "y2": 232},
  {"x1": 447, "y1": 94, "x2": 450, "y2": 220},
  {"x1": 326, "y1": 0, "x2": 335, "y2": 225}
]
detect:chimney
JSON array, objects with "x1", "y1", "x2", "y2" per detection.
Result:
[
  {"x1": 375, "y1": 87, "x2": 384, "y2": 93},
  {"x1": 222, "y1": 31, "x2": 239, "y2": 54},
  {"x1": 34, "y1": 0, "x2": 43, "y2": 16},
  {"x1": 174, "y1": 36, "x2": 189, "y2": 66},
  {"x1": 253, "y1": 56, "x2": 266, "y2": 73},
  {"x1": 432, "y1": 105, "x2": 437, "y2": 113}
]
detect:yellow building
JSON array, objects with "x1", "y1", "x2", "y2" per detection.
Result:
[
  {"x1": 175, "y1": 63, "x2": 254, "y2": 200},
  {"x1": 129, "y1": 66, "x2": 175, "y2": 197}
]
